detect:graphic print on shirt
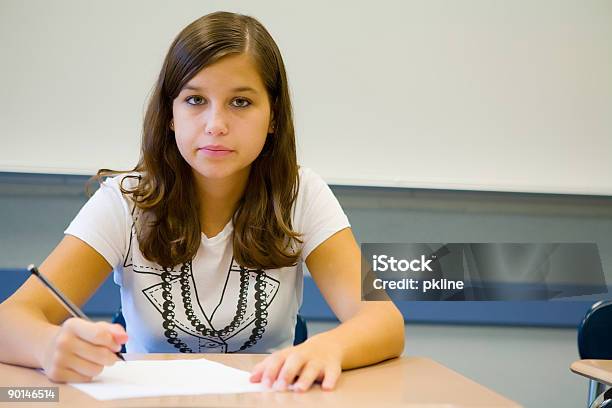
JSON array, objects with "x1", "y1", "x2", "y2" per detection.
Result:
[
  {"x1": 122, "y1": 200, "x2": 280, "y2": 353},
  {"x1": 140, "y1": 258, "x2": 279, "y2": 353}
]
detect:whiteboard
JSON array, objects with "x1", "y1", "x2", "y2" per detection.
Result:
[{"x1": 1, "y1": 0, "x2": 611, "y2": 195}]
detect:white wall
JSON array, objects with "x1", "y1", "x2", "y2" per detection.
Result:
[{"x1": 1, "y1": 0, "x2": 611, "y2": 194}]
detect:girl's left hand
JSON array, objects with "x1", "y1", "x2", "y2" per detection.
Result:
[{"x1": 249, "y1": 337, "x2": 343, "y2": 392}]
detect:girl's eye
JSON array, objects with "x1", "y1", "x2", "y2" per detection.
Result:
[
  {"x1": 186, "y1": 96, "x2": 205, "y2": 105},
  {"x1": 231, "y1": 98, "x2": 251, "y2": 108},
  {"x1": 185, "y1": 96, "x2": 251, "y2": 108}
]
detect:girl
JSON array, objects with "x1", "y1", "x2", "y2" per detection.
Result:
[{"x1": 0, "y1": 11, "x2": 404, "y2": 392}]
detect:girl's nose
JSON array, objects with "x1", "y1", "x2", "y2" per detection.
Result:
[{"x1": 204, "y1": 106, "x2": 228, "y2": 136}]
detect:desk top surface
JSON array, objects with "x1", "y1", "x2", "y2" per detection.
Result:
[
  {"x1": 571, "y1": 359, "x2": 612, "y2": 386},
  {"x1": 0, "y1": 353, "x2": 520, "y2": 407}
]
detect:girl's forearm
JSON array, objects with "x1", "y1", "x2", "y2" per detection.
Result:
[
  {"x1": 0, "y1": 301, "x2": 60, "y2": 368},
  {"x1": 307, "y1": 302, "x2": 405, "y2": 370}
]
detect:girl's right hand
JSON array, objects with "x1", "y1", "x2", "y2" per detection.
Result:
[{"x1": 40, "y1": 317, "x2": 128, "y2": 383}]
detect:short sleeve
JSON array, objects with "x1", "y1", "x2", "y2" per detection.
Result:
[
  {"x1": 64, "y1": 175, "x2": 130, "y2": 268},
  {"x1": 294, "y1": 168, "x2": 351, "y2": 261}
]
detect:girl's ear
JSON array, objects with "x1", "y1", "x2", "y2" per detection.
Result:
[{"x1": 268, "y1": 113, "x2": 275, "y2": 134}]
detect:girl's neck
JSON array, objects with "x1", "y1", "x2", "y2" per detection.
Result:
[{"x1": 193, "y1": 167, "x2": 250, "y2": 238}]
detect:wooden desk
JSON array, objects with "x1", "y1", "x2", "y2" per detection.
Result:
[
  {"x1": 0, "y1": 354, "x2": 520, "y2": 407},
  {"x1": 571, "y1": 359, "x2": 612, "y2": 387}
]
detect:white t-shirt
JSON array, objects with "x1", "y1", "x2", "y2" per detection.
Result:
[{"x1": 64, "y1": 167, "x2": 350, "y2": 354}]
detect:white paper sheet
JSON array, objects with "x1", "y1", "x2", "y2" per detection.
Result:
[{"x1": 69, "y1": 358, "x2": 266, "y2": 400}]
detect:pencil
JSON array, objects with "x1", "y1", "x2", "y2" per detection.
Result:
[{"x1": 27, "y1": 264, "x2": 125, "y2": 361}]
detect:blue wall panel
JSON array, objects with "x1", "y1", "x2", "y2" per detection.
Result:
[{"x1": 1, "y1": 268, "x2": 594, "y2": 327}]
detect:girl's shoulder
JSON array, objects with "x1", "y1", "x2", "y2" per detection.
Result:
[
  {"x1": 99, "y1": 171, "x2": 143, "y2": 194},
  {"x1": 297, "y1": 166, "x2": 324, "y2": 187},
  {"x1": 95, "y1": 172, "x2": 144, "y2": 215},
  {"x1": 293, "y1": 166, "x2": 337, "y2": 217},
  {"x1": 296, "y1": 166, "x2": 330, "y2": 197}
]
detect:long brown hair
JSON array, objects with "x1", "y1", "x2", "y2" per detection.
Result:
[{"x1": 90, "y1": 11, "x2": 302, "y2": 269}]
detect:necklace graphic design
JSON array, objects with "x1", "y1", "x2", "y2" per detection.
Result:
[
  {"x1": 132, "y1": 256, "x2": 280, "y2": 353},
  {"x1": 158, "y1": 260, "x2": 276, "y2": 353},
  {"x1": 122, "y1": 199, "x2": 280, "y2": 353}
]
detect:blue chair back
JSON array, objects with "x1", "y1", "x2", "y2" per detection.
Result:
[
  {"x1": 578, "y1": 300, "x2": 612, "y2": 359},
  {"x1": 111, "y1": 310, "x2": 308, "y2": 352},
  {"x1": 293, "y1": 314, "x2": 308, "y2": 346}
]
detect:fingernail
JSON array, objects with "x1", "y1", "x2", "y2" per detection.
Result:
[
  {"x1": 262, "y1": 377, "x2": 272, "y2": 388},
  {"x1": 273, "y1": 379, "x2": 286, "y2": 391}
]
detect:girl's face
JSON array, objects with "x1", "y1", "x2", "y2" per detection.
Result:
[{"x1": 172, "y1": 53, "x2": 274, "y2": 184}]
